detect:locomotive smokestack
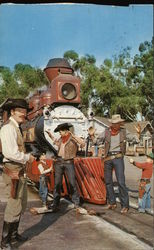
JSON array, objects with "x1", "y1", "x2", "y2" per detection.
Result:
[{"x1": 44, "y1": 58, "x2": 73, "y2": 82}]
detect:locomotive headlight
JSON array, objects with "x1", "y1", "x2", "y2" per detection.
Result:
[{"x1": 61, "y1": 83, "x2": 77, "y2": 100}]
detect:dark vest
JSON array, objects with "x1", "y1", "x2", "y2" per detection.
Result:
[
  {"x1": 9, "y1": 120, "x2": 26, "y2": 153},
  {"x1": 2, "y1": 120, "x2": 26, "y2": 170},
  {"x1": 104, "y1": 128, "x2": 126, "y2": 157}
]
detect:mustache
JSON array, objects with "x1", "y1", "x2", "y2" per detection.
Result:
[{"x1": 19, "y1": 115, "x2": 26, "y2": 119}]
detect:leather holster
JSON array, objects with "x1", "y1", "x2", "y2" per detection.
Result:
[
  {"x1": 11, "y1": 179, "x2": 19, "y2": 199},
  {"x1": 3, "y1": 167, "x2": 24, "y2": 199}
]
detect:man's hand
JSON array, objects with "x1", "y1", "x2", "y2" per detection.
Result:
[
  {"x1": 129, "y1": 158, "x2": 134, "y2": 164},
  {"x1": 68, "y1": 131, "x2": 74, "y2": 137},
  {"x1": 69, "y1": 131, "x2": 85, "y2": 147}
]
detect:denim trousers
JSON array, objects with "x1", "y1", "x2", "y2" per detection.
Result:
[
  {"x1": 104, "y1": 157, "x2": 129, "y2": 208},
  {"x1": 138, "y1": 183, "x2": 151, "y2": 212},
  {"x1": 39, "y1": 175, "x2": 48, "y2": 203},
  {"x1": 53, "y1": 160, "x2": 80, "y2": 206}
]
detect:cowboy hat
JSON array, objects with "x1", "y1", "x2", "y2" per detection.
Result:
[
  {"x1": 0, "y1": 98, "x2": 33, "y2": 112},
  {"x1": 54, "y1": 123, "x2": 73, "y2": 132},
  {"x1": 147, "y1": 152, "x2": 154, "y2": 160},
  {"x1": 108, "y1": 114, "x2": 125, "y2": 124}
]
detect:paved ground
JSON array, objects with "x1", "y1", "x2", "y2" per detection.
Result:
[
  {"x1": 0, "y1": 198, "x2": 153, "y2": 250},
  {"x1": 0, "y1": 156, "x2": 153, "y2": 250}
]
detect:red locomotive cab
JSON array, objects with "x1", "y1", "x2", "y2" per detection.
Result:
[{"x1": 27, "y1": 92, "x2": 42, "y2": 120}]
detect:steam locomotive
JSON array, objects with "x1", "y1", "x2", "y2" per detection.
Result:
[
  {"x1": 2, "y1": 58, "x2": 106, "y2": 205},
  {"x1": 23, "y1": 58, "x2": 90, "y2": 157}
]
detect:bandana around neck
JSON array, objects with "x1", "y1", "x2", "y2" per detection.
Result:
[
  {"x1": 61, "y1": 133, "x2": 71, "y2": 143},
  {"x1": 110, "y1": 126, "x2": 120, "y2": 136}
]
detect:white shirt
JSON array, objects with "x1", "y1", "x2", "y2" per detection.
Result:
[
  {"x1": 38, "y1": 160, "x2": 51, "y2": 175},
  {"x1": 0, "y1": 117, "x2": 30, "y2": 164}
]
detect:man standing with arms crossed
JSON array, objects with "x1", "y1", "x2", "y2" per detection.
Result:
[{"x1": 0, "y1": 98, "x2": 35, "y2": 250}]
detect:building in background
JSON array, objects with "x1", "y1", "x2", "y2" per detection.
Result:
[{"x1": 92, "y1": 117, "x2": 153, "y2": 156}]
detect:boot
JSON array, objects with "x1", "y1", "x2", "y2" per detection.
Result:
[
  {"x1": 10, "y1": 221, "x2": 28, "y2": 244},
  {"x1": 48, "y1": 201, "x2": 60, "y2": 212},
  {"x1": 1, "y1": 221, "x2": 12, "y2": 250}
]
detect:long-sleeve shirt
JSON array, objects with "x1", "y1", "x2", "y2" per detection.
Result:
[
  {"x1": 134, "y1": 161, "x2": 153, "y2": 179},
  {"x1": 54, "y1": 134, "x2": 85, "y2": 159},
  {"x1": 0, "y1": 117, "x2": 30, "y2": 164}
]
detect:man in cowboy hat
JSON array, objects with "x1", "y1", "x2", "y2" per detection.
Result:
[
  {"x1": 129, "y1": 152, "x2": 154, "y2": 213},
  {"x1": 0, "y1": 98, "x2": 35, "y2": 249},
  {"x1": 89, "y1": 114, "x2": 129, "y2": 214},
  {"x1": 46, "y1": 122, "x2": 85, "y2": 212}
]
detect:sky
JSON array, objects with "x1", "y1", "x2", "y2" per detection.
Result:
[{"x1": 0, "y1": 4, "x2": 153, "y2": 70}]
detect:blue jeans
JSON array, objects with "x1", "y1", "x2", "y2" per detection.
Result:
[
  {"x1": 138, "y1": 183, "x2": 151, "y2": 212},
  {"x1": 53, "y1": 160, "x2": 80, "y2": 206},
  {"x1": 39, "y1": 175, "x2": 48, "y2": 203},
  {"x1": 104, "y1": 157, "x2": 129, "y2": 208}
]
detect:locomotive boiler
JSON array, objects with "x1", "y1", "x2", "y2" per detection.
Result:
[
  {"x1": 17, "y1": 58, "x2": 107, "y2": 204},
  {"x1": 23, "y1": 58, "x2": 90, "y2": 157}
]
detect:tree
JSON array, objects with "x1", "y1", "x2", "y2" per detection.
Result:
[
  {"x1": 133, "y1": 40, "x2": 153, "y2": 122},
  {"x1": 93, "y1": 40, "x2": 153, "y2": 122},
  {"x1": 0, "y1": 67, "x2": 20, "y2": 101},
  {"x1": 14, "y1": 63, "x2": 48, "y2": 91},
  {"x1": 0, "y1": 64, "x2": 49, "y2": 103},
  {"x1": 0, "y1": 41, "x2": 152, "y2": 123},
  {"x1": 64, "y1": 40, "x2": 153, "y2": 122}
]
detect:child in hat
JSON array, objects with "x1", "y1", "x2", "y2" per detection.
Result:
[
  {"x1": 37, "y1": 153, "x2": 53, "y2": 207},
  {"x1": 129, "y1": 152, "x2": 154, "y2": 213}
]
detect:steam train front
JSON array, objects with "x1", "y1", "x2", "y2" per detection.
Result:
[
  {"x1": 23, "y1": 58, "x2": 89, "y2": 156},
  {"x1": 24, "y1": 58, "x2": 106, "y2": 205}
]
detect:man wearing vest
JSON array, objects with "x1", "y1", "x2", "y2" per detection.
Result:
[
  {"x1": 0, "y1": 98, "x2": 35, "y2": 250},
  {"x1": 89, "y1": 114, "x2": 129, "y2": 214},
  {"x1": 46, "y1": 123, "x2": 85, "y2": 212}
]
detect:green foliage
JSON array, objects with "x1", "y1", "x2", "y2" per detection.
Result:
[
  {"x1": 63, "y1": 50, "x2": 79, "y2": 63},
  {"x1": 0, "y1": 39, "x2": 152, "y2": 123},
  {"x1": 0, "y1": 64, "x2": 49, "y2": 103},
  {"x1": 64, "y1": 39, "x2": 153, "y2": 122}
]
